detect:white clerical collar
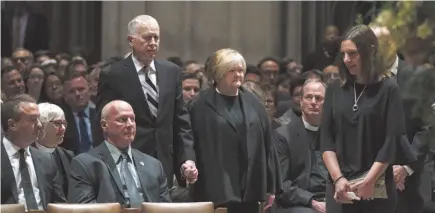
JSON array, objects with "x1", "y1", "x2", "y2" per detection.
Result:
[
  {"x1": 302, "y1": 118, "x2": 319, "y2": 131},
  {"x1": 35, "y1": 142, "x2": 56, "y2": 153},
  {"x1": 389, "y1": 55, "x2": 399, "y2": 76}
]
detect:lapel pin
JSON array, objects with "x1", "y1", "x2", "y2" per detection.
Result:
[{"x1": 140, "y1": 162, "x2": 144, "y2": 166}]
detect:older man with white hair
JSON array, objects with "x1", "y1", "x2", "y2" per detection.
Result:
[
  {"x1": 33, "y1": 102, "x2": 74, "y2": 197},
  {"x1": 96, "y1": 15, "x2": 197, "y2": 190}
]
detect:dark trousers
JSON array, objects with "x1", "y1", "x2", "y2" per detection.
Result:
[
  {"x1": 422, "y1": 201, "x2": 435, "y2": 213},
  {"x1": 271, "y1": 205, "x2": 316, "y2": 213},
  {"x1": 325, "y1": 178, "x2": 397, "y2": 213}
]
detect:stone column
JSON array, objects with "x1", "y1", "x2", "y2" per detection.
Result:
[
  {"x1": 283, "y1": 1, "x2": 303, "y2": 63},
  {"x1": 101, "y1": 1, "x2": 305, "y2": 64},
  {"x1": 101, "y1": 1, "x2": 121, "y2": 60}
]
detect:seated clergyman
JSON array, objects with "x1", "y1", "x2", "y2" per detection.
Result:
[{"x1": 272, "y1": 79, "x2": 328, "y2": 213}]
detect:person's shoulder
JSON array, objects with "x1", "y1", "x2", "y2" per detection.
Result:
[
  {"x1": 57, "y1": 146, "x2": 75, "y2": 158},
  {"x1": 186, "y1": 88, "x2": 212, "y2": 110},
  {"x1": 72, "y1": 148, "x2": 100, "y2": 165},
  {"x1": 155, "y1": 59, "x2": 180, "y2": 70},
  {"x1": 379, "y1": 77, "x2": 400, "y2": 92},
  {"x1": 131, "y1": 149, "x2": 164, "y2": 168},
  {"x1": 132, "y1": 149, "x2": 158, "y2": 162},
  {"x1": 240, "y1": 87, "x2": 264, "y2": 106},
  {"x1": 30, "y1": 146, "x2": 51, "y2": 159},
  {"x1": 101, "y1": 57, "x2": 130, "y2": 75}
]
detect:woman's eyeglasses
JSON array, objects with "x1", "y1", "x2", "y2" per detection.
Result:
[{"x1": 49, "y1": 120, "x2": 68, "y2": 128}]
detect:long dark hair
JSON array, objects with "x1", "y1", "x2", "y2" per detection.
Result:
[
  {"x1": 338, "y1": 25, "x2": 386, "y2": 86},
  {"x1": 39, "y1": 71, "x2": 63, "y2": 103}
]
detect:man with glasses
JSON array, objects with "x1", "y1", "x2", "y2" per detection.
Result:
[
  {"x1": 11, "y1": 48, "x2": 33, "y2": 74},
  {"x1": 272, "y1": 79, "x2": 328, "y2": 213}
]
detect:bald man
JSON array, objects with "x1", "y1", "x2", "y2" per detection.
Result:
[
  {"x1": 371, "y1": 25, "x2": 432, "y2": 213},
  {"x1": 68, "y1": 100, "x2": 171, "y2": 207}
]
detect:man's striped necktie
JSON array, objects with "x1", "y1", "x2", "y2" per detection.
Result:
[{"x1": 140, "y1": 67, "x2": 159, "y2": 118}]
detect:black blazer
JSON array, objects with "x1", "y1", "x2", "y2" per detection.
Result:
[
  {"x1": 1, "y1": 141, "x2": 67, "y2": 209},
  {"x1": 95, "y1": 56, "x2": 195, "y2": 187},
  {"x1": 32, "y1": 143, "x2": 75, "y2": 196},
  {"x1": 68, "y1": 142, "x2": 171, "y2": 204},
  {"x1": 60, "y1": 105, "x2": 98, "y2": 155},
  {"x1": 396, "y1": 59, "x2": 433, "y2": 213},
  {"x1": 1, "y1": 11, "x2": 49, "y2": 57},
  {"x1": 274, "y1": 117, "x2": 316, "y2": 207},
  {"x1": 187, "y1": 87, "x2": 281, "y2": 205}
]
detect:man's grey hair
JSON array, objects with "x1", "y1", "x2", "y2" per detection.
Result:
[
  {"x1": 127, "y1": 15, "x2": 159, "y2": 35},
  {"x1": 300, "y1": 78, "x2": 327, "y2": 97}
]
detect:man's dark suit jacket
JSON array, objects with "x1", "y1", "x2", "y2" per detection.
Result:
[
  {"x1": 275, "y1": 100, "x2": 294, "y2": 118},
  {"x1": 68, "y1": 142, "x2": 171, "y2": 204},
  {"x1": 60, "y1": 104, "x2": 98, "y2": 155},
  {"x1": 273, "y1": 117, "x2": 318, "y2": 208},
  {"x1": 396, "y1": 59, "x2": 433, "y2": 213},
  {"x1": 1, "y1": 11, "x2": 49, "y2": 57},
  {"x1": 32, "y1": 144, "x2": 75, "y2": 196},
  {"x1": 1, "y1": 140, "x2": 67, "y2": 209},
  {"x1": 95, "y1": 55, "x2": 195, "y2": 187}
]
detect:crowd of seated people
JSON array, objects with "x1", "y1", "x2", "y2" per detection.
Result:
[{"x1": 1, "y1": 14, "x2": 434, "y2": 213}]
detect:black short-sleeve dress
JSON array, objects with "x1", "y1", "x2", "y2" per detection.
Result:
[{"x1": 320, "y1": 78, "x2": 416, "y2": 212}]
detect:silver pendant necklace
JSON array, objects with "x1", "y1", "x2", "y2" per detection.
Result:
[{"x1": 353, "y1": 82, "x2": 367, "y2": 112}]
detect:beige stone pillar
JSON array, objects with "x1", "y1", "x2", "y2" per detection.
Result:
[{"x1": 101, "y1": 1, "x2": 304, "y2": 64}]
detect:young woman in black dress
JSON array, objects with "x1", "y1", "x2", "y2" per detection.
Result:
[{"x1": 320, "y1": 25, "x2": 416, "y2": 213}]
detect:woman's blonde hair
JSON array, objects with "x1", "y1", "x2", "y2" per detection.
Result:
[{"x1": 205, "y1": 48, "x2": 246, "y2": 84}]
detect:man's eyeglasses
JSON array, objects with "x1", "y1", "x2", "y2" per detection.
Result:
[
  {"x1": 12, "y1": 57, "x2": 32, "y2": 64},
  {"x1": 325, "y1": 72, "x2": 339, "y2": 79}
]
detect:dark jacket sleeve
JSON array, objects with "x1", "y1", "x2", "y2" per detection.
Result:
[
  {"x1": 158, "y1": 161, "x2": 172, "y2": 202},
  {"x1": 320, "y1": 82, "x2": 336, "y2": 153},
  {"x1": 375, "y1": 84, "x2": 416, "y2": 165},
  {"x1": 265, "y1": 117, "x2": 281, "y2": 195},
  {"x1": 50, "y1": 154, "x2": 67, "y2": 203},
  {"x1": 68, "y1": 157, "x2": 97, "y2": 203},
  {"x1": 274, "y1": 132, "x2": 314, "y2": 207},
  {"x1": 409, "y1": 126, "x2": 433, "y2": 173},
  {"x1": 172, "y1": 66, "x2": 196, "y2": 187}
]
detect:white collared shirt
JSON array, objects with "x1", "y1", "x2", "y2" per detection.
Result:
[
  {"x1": 35, "y1": 142, "x2": 56, "y2": 154},
  {"x1": 389, "y1": 55, "x2": 399, "y2": 76},
  {"x1": 131, "y1": 54, "x2": 158, "y2": 94},
  {"x1": 3, "y1": 137, "x2": 43, "y2": 211}
]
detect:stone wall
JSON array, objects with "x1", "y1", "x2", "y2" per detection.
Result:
[{"x1": 101, "y1": 1, "x2": 333, "y2": 65}]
